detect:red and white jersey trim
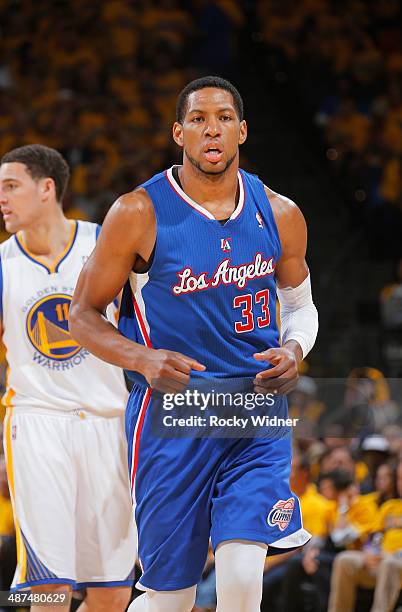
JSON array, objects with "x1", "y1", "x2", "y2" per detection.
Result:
[
  {"x1": 130, "y1": 272, "x2": 151, "y2": 348},
  {"x1": 166, "y1": 165, "x2": 245, "y2": 221},
  {"x1": 130, "y1": 387, "x2": 151, "y2": 500}
]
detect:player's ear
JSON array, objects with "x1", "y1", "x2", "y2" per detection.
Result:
[
  {"x1": 39, "y1": 177, "x2": 56, "y2": 202},
  {"x1": 239, "y1": 120, "x2": 247, "y2": 145},
  {"x1": 173, "y1": 122, "x2": 184, "y2": 147}
]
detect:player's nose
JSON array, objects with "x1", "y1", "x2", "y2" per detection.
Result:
[{"x1": 204, "y1": 118, "x2": 221, "y2": 137}]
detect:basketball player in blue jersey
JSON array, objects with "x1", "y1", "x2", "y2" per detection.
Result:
[
  {"x1": 70, "y1": 76, "x2": 319, "y2": 612},
  {"x1": 0, "y1": 145, "x2": 134, "y2": 612}
]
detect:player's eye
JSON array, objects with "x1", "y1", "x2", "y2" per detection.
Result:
[
  {"x1": 221, "y1": 115, "x2": 232, "y2": 121},
  {"x1": 192, "y1": 116, "x2": 204, "y2": 123}
]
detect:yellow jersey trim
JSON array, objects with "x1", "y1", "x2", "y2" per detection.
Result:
[{"x1": 15, "y1": 220, "x2": 78, "y2": 275}]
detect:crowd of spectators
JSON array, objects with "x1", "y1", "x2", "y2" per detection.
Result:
[
  {"x1": 258, "y1": 0, "x2": 402, "y2": 254},
  {"x1": 0, "y1": 0, "x2": 244, "y2": 231},
  {"x1": 380, "y1": 259, "x2": 402, "y2": 375},
  {"x1": 0, "y1": 0, "x2": 195, "y2": 226}
]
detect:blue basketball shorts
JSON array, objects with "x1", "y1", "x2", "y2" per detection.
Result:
[{"x1": 126, "y1": 384, "x2": 311, "y2": 591}]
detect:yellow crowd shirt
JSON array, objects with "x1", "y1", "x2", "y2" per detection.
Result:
[
  {"x1": 328, "y1": 494, "x2": 378, "y2": 545},
  {"x1": 0, "y1": 495, "x2": 14, "y2": 536},
  {"x1": 299, "y1": 484, "x2": 333, "y2": 537},
  {"x1": 374, "y1": 499, "x2": 402, "y2": 554}
]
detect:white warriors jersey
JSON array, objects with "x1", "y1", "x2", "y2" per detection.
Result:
[{"x1": 0, "y1": 220, "x2": 128, "y2": 415}]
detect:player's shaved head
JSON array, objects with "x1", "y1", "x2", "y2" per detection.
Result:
[{"x1": 176, "y1": 76, "x2": 244, "y2": 124}]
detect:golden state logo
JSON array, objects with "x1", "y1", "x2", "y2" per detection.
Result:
[
  {"x1": 267, "y1": 498, "x2": 295, "y2": 531},
  {"x1": 26, "y1": 294, "x2": 81, "y2": 360}
]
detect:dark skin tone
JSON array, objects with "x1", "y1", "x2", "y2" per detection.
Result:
[{"x1": 70, "y1": 88, "x2": 309, "y2": 394}]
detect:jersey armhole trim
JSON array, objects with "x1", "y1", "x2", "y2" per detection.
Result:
[
  {"x1": 137, "y1": 187, "x2": 160, "y2": 278},
  {"x1": 262, "y1": 184, "x2": 282, "y2": 261}
]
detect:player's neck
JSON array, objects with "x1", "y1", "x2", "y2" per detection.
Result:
[
  {"x1": 19, "y1": 207, "x2": 73, "y2": 260},
  {"x1": 179, "y1": 157, "x2": 239, "y2": 212}
]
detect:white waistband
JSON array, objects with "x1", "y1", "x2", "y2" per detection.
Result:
[{"x1": 7, "y1": 405, "x2": 124, "y2": 420}]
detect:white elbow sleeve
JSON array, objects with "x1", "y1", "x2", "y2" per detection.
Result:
[{"x1": 277, "y1": 274, "x2": 318, "y2": 359}]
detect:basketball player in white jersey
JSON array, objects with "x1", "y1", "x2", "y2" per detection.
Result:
[{"x1": 0, "y1": 145, "x2": 134, "y2": 611}]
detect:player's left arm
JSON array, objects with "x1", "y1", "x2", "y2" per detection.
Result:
[{"x1": 254, "y1": 187, "x2": 318, "y2": 394}]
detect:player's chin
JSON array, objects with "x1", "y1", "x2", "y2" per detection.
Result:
[
  {"x1": 4, "y1": 219, "x2": 20, "y2": 234},
  {"x1": 200, "y1": 160, "x2": 227, "y2": 175}
]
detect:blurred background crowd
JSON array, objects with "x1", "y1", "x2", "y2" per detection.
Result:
[{"x1": 0, "y1": 0, "x2": 401, "y2": 610}]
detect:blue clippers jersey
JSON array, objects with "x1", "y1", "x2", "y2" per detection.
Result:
[{"x1": 119, "y1": 166, "x2": 282, "y2": 384}]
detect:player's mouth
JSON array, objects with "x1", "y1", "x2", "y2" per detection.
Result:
[
  {"x1": 1, "y1": 208, "x2": 13, "y2": 220},
  {"x1": 203, "y1": 145, "x2": 223, "y2": 163}
]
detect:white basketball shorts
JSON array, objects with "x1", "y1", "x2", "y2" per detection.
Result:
[{"x1": 3, "y1": 406, "x2": 136, "y2": 590}]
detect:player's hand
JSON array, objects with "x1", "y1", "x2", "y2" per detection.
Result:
[
  {"x1": 140, "y1": 348, "x2": 206, "y2": 393},
  {"x1": 253, "y1": 346, "x2": 299, "y2": 395}
]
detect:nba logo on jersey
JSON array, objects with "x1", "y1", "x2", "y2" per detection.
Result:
[
  {"x1": 267, "y1": 498, "x2": 295, "y2": 531},
  {"x1": 12, "y1": 425, "x2": 17, "y2": 440},
  {"x1": 256, "y1": 212, "x2": 264, "y2": 229},
  {"x1": 220, "y1": 238, "x2": 232, "y2": 252}
]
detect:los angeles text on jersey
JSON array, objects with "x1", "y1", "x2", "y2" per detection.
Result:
[{"x1": 172, "y1": 252, "x2": 275, "y2": 295}]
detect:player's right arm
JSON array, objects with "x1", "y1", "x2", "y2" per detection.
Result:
[{"x1": 69, "y1": 189, "x2": 205, "y2": 392}]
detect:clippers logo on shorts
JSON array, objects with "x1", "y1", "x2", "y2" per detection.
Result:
[
  {"x1": 26, "y1": 294, "x2": 81, "y2": 360},
  {"x1": 267, "y1": 498, "x2": 295, "y2": 531}
]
